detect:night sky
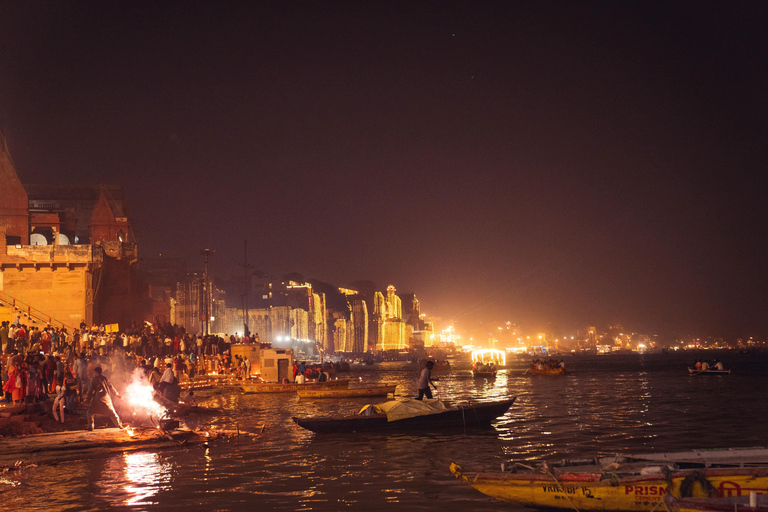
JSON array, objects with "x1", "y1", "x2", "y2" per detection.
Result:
[{"x1": 2, "y1": 2, "x2": 767, "y2": 340}]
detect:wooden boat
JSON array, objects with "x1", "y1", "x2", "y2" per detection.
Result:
[
  {"x1": 688, "y1": 368, "x2": 731, "y2": 375},
  {"x1": 526, "y1": 366, "x2": 566, "y2": 375},
  {"x1": 450, "y1": 448, "x2": 768, "y2": 512},
  {"x1": 472, "y1": 369, "x2": 497, "y2": 378},
  {"x1": 296, "y1": 384, "x2": 397, "y2": 399},
  {"x1": 665, "y1": 493, "x2": 768, "y2": 512},
  {"x1": 0, "y1": 428, "x2": 210, "y2": 470},
  {"x1": 293, "y1": 397, "x2": 516, "y2": 433},
  {"x1": 241, "y1": 379, "x2": 349, "y2": 393}
]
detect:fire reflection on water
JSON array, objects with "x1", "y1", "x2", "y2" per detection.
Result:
[{"x1": 122, "y1": 452, "x2": 172, "y2": 506}]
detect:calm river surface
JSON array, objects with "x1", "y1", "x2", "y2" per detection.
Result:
[{"x1": 2, "y1": 350, "x2": 767, "y2": 511}]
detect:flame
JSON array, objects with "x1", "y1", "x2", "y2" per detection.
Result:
[
  {"x1": 124, "y1": 370, "x2": 167, "y2": 420},
  {"x1": 126, "y1": 427, "x2": 135, "y2": 437}
]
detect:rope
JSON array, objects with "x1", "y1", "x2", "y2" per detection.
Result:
[{"x1": 546, "y1": 470, "x2": 582, "y2": 512}]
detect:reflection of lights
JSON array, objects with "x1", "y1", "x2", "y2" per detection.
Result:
[{"x1": 123, "y1": 452, "x2": 172, "y2": 506}]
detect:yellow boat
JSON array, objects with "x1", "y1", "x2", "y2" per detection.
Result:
[
  {"x1": 664, "y1": 493, "x2": 768, "y2": 512},
  {"x1": 450, "y1": 449, "x2": 768, "y2": 512},
  {"x1": 241, "y1": 379, "x2": 349, "y2": 393},
  {"x1": 296, "y1": 384, "x2": 397, "y2": 399}
]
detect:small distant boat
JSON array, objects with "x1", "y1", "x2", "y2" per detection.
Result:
[
  {"x1": 450, "y1": 447, "x2": 768, "y2": 512},
  {"x1": 688, "y1": 368, "x2": 731, "y2": 376},
  {"x1": 293, "y1": 397, "x2": 515, "y2": 433},
  {"x1": 472, "y1": 368, "x2": 497, "y2": 378},
  {"x1": 525, "y1": 366, "x2": 566, "y2": 375},
  {"x1": 296, "y1": 385, "x2": 397, "y2": 399},
  {"x1": 242, "y1": 379, "x2": 350, "y2": 393},
  {"x1": 665, "y1": 493, "x2": 768, "y2": 512}
]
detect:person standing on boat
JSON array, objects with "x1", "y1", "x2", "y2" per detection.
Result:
[{"x1": 416, "y1": 360, "x2": 438, "y2": 400}]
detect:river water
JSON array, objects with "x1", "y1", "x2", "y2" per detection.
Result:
[{"x1": 2, "y1": 350, "x2": 767, "y2": 511}]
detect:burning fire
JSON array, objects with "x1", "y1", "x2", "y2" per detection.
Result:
[{"x1": 124, "y1": 370, "x2": 167, "y2": 421}]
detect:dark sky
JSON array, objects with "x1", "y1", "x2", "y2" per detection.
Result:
[{"x1": 2, "y1": 1, "x2": 767, "y2": 340}]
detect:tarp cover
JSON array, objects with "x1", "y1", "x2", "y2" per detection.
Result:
[{"x1": 359, "y1": 399, "x2": 451, "y2": 422}]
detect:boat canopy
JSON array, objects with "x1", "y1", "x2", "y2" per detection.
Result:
[
  {"x1": 471, "y1": 349, "x2": 506, "y2": 366},
  {"x1": 358, "y1": 399, "x2": 450, "y2": 422}
]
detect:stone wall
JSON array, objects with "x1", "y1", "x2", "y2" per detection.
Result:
[{"x1": 0, "y1": 264, "x2": 90, "y2": 329}]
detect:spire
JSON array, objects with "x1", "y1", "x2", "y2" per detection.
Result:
[{"x1": 0, "y1": 131, "x2": 30, "y2": 244}]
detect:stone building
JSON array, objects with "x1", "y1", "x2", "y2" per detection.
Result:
[
  {"x1": 0, "y1": 133, "x2": 142, "y2": 330},
  {"x1": 373, "y1": 285, "x2": 407, "y2": 351},
  {"x1": 175, "y1": 274, "x2": 228, "y2": 335}
]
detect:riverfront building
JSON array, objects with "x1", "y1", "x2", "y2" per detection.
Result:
[{"x1": 0, "y1": 133, "x2": 143, "y2": 330}]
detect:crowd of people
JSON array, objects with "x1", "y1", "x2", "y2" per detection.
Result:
[
  {"x1": 472, "y1": 361, "x2": 498, "y2": 372},
  {"x1": 0, "y1": 317, "x2": 261, "y2": 429},
  {"x1": 529, "y1": 358, "x2": 566, "y2": 371}
]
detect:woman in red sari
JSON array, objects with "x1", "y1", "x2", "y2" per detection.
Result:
[{"x1": 3, "y1": 357, "x2": 26, "y2": 405}]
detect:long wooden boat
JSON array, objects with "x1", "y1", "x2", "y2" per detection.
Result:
[
  {"x1": 293, "y1": 397, "x2": 515, "y2": 433},
  {"x1": 688, "y1": 368, "x2": 731, "y2": 375},
  {"x1": 450, "y1": 449, "x2": 768, "y2": 512},
  {"x1": 526, "y1": 366, "x2": 566, "y2": 375},
  {"x1": 241, "y1": 379, "x2": 349, "y2": 393},
  {"x1": 296, "y1": 385, "x2": 397, "y2": 399},
  {"x1": 473, "y1": 369, "x2": 497, "y2": 378},
  {"x1": 665, "y1": 494, "x2": 768, "y2": 512}
]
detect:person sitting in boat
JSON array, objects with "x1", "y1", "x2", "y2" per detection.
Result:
[
  {"x1": 318, "y1": 369, "x2": 328, "y2": 382},
  {"x1": 296, "y1": 372, "x2": 306, "y2": 384},
  {"x1": 714, "y1": 359, "x2": 724, "y2": 371},
  {"x1": 701, "y1": 360, "x2": 710, "y2": 371},
  {"x1": 416, "y1": 360, "x2": 438, "y2": 400},
  {"x1": 695, "y1": 359, "x2": 702, "y2": 371}
]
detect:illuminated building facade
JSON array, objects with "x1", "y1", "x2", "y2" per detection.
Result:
[{"x1": 373, "y1": 285, "x2": 407, "y2": 351}]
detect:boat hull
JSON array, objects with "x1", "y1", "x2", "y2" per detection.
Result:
[
  {"x1": 665, "y1": 494, "x2": 768, "y2": 512},
  {"x1": 296, "y1": 385, "x2": 397, "y2": 399},
  {"x1": 449, "y1": 464, "x2": 768, "y2": 512},
  {"x1": 688, "y1": 368, "x2": 731, "y2": 375},
  {"x1": 472, "y1": 370, "x2": 497, "y2": 378},
  {"x1": 527, "y1": 367, "x2": 566, "y2": 375},
  {"x1": 294, "y1": 397, "x2": 515, "y2": 433},
  {"x1": 242, "y1": 379, "x2": 349, "y2": 393}
]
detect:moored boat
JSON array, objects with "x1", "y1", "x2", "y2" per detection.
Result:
[
  {"x1": 296, "y1": 385, "x2": 397, "y2": 399},
  {"x1": 293, "y1": 397, "x2": 515, "y2": 433},
  {"x1": 450, "y1": 449, "x2": 768, "y2": 512},
  {"x1": 241, "y1": 379, "x2": 350, "y2": 393},
  {"x1": 665, "y1": 493, "x2": 768, "y2": 512},
  {"x1": 472, "y1": 369, "x2": 497, "y2": 378}
]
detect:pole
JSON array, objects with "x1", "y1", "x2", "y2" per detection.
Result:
[{"x1": 243, "y1": 239, "x2": 250, "y2": 338}]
